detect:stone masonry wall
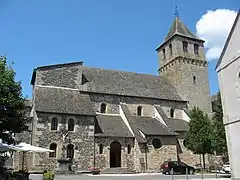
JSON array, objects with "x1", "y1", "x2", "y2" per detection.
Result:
[
  {"x1": 135, "y1": 136, "x2": 177, "y2": 172},
  {"x1": 88, "y1": 93, "x2": 187, "y2": 116},
  {"x1": 145, "y1": 136, "x2": 177, "y2": 172},
  {"x1": 31, "y1": 112, "x2": 95, "y2": 171},
  {"x1": 158, "y1": 36, "x2": 212, "y2": 114},
  {"x1": 157, "y1": 36, "x2": 205, "y2": 69},
  {"x1": 95, "y1": 137, "x2": 135, "y2": 170},
  {"x1": 35, "y1": 63, "x2": 82, "y2": 89}
]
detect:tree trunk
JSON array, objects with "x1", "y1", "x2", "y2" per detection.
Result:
[{"x1": 202, "y1": 154, "x2": 206, "y2": 169}]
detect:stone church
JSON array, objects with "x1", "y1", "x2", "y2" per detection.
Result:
[{"x1": 14, "y1": 15, "x2": 212, "y2": 172}]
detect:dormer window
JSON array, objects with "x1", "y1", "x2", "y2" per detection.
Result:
[
  {"x1": 162, "y1": 49, "x2": 166, "y2": 60},
  {"x1": 169, "y1": 44, "x2": 172, "y2": 55},
  {"x1": 100, "y1": 103, "x2": 107, "y2": 113},
  {"x1": 137, "y1": 106, "x2": 142, "y2": 116},
  {"x1": 183, "y1": 41, "x2": 188, "y2": 53},
  {"x1": 194, "y1": 44, "x2": 199, "y2": 55}
]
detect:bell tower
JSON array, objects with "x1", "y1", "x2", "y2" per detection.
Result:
[{"x1": 156, "y1": 13, "x2": 212, "y2": 113}]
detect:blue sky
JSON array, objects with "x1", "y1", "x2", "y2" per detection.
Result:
[{"x1": 0, "y1": 0, "x2": 238, "y2": 97}]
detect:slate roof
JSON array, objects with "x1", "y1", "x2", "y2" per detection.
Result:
[
  {"x1": 120, "y1": 104, "x2": 176, "y2": 143},
  {"x1": 95, "y1": 114, "x2": 134, "y2": 138},
  {"x1": 154, "y1": 105, "x2": 169, "y2": 121},
  {"x1": 183, "y1": 108, "x2": 191, "y2": 117},
  {"x1": 131, "y1": 116, "x2": 177, "y2": 136},
  {"x1": 155, "y1": 105, "x2": 189, "y2": 132},
  {"x1": 156, "y1": 17, "x2": 204, "y2": 51},
  {"x1": 34, "y1": 86, "x2": 96, "y2": 116},
  {"x1": 120, "y1": 104, "x2": 146, "y2": 143},
  {"x1": 164, "y1": 17, "x2": 201, "y2": 41},
  {"x1": 80, "y1": 66, "x2": 184, "y2": 101},
  {"x1": 164, "y1": 118, "x2": 189, "y2": 132},
  {"x1": 216, "y1": 10, "x2": 240, "y2": 71}
]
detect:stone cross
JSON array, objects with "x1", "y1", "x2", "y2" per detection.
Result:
[{"x1": 60, "y1": 129, "x2": 68, "y2": 143}]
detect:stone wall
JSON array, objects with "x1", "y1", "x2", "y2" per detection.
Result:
[
  {"x1": 134, "y1": 136, "x2": 177, "y2": 172},
  {"x1": 158, "y1": 36, "x2": 212, "y2": 114},
  {"x1": 34, "y1": 62, "x2": 82, "y2": 89},
  {"x1": 95, "y1": 137, "x2": 135, "y2": 170},
  {"x1": 31, "y1": 112, "x2": 95, "y2": 171},
  {"x1": 88, "y1": 93, "x2": 187, "y2": 116}
]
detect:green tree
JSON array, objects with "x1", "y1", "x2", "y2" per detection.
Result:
[
  {"x1": 0, "y1": 56, "x2": 28, "y2": 144},
  {"x1": 212, "y1": 92, "x2": 228, "y2": 160},
  {"x1": 184, "y1": 107, "x2": 214, "y2": 169}
]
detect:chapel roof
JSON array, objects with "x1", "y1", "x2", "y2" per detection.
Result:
[
  {"x1": 155, "y1": 105, "x2": 189, "y2": 132},
  {"x1": 120, "y1": 104, "x2": 176, "y2": 143},
  {"x1": 95, "y1": 114, "x2": 134, "y2": 138}
]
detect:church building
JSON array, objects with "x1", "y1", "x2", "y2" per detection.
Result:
[{"x1": 14, "y1": 15, "x2": 212, "y2": 173}]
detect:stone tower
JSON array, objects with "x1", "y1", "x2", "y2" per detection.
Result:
[{"x1": 156, "y1": 15, "x2": 212, "y2": 113}]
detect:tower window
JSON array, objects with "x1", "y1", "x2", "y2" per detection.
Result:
[
  {"x1": 99, "y1": 144, "x2": 103, "y2": 154},
  {"x1": 162, "y1": 49, "x2": 166, "y2": 60},
  {"x1": 183, "y1": 41, "x2": 188, "y2": 53},
  {"x1": 193, "y1": 76, "x2": 196, "y2": 84},
  {"x1": 100, "y1": 103, "x2": 107, "y2": 113},
  {"x1": 194, "y1": 44, "x2": 199, "y2": 55},
  {"x1": 137, "y1": 106, "x2": 142, "y2": 116},
  {"x1": 169, "y1": 44, "x2": 172, "y2": 55},
  {"x1": 170, "y1": 108, "x2": 174, "y2": 118}
]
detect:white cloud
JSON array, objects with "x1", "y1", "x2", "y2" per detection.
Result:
[{"x1": 196, "y1": 9, "x2": 237, "y2": 60}]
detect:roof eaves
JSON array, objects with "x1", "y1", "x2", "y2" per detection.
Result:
[
  {"x1": 216, "y1": 10, "x2": 240, "y2": 71},
  {"x1": 36, "y1": 61, "x2": 83, "y2": 71}
]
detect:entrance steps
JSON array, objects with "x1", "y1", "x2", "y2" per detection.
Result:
[{"x1": 101, "y1": 167, "x2": 136, "y2": 174}]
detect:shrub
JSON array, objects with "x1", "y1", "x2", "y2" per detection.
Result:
[{"x1": 43, "y1": 170, "x2": 55, "y2": 180}]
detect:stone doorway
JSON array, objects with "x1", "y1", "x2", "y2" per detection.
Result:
[{"x1": 110, "y1": 141, "x2": 121, "y2": 168}]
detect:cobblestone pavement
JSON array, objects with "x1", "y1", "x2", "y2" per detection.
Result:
[{"x1": 30, "y1": 173, "x2": 231, "y2": 180}]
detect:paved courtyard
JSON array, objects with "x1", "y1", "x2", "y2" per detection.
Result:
[{"x1": 30, "y1": 173, "x2": 231, "y2": 180}]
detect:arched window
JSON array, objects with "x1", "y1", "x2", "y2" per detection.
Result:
[
  {"x1": 99, "y1": 144, "x2": 103, "y2": 154},
  {"x1": 127, "y1": 144, "x2": 131, "y2": 154},
  {"x1": 49, "y1": 143, "x2": 57, "y2": 158},
  {"x1": 100, "y1": 103, "x2": 106, "y2": 113},
  {"x1": 51, "y1": 117, "x2": 58, "y2": 130},
  {"x1": 170, "y1": 108, "x2": 174, "y2": 118},
  {"x1": 162, "y1": 49, "x2": 166, "y2": 60},
  {"x1": 194, "y1": 44, "x2": 199, "y2": 55},
  {"x1": 67, "y1": 144, "x2": 74, "y2": 159},
  {"x1": 183, "y1": 41, "x2": 188, "y2": 53},
  {"x1": 169, "y1": 44, "x2": 172, "y2": 55},
  {"x1": 137, "y1": 106, "x2": 142, "y2": 116},
  {"x1": 68, "y1": 119, "x2": 74, "y2": 131},
  {"x1": 193, "y1": 76, "x2": 196, "y2": 84}
]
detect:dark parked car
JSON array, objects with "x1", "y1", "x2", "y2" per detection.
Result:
[{"x1": 161, "y1": 161, "x2": 195, "y2": 175}]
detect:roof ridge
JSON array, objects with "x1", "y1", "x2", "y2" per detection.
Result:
[{"x1": 83, "y1": 65, "x2": 160, "y2": 78}]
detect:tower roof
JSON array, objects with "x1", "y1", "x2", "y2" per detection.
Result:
[
  {"x1": 156, "y1": 16, "x2": 204, "y2": 51},
  {"x1": 165, "y1": 16, "x2": 200, "y2": 41}
]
